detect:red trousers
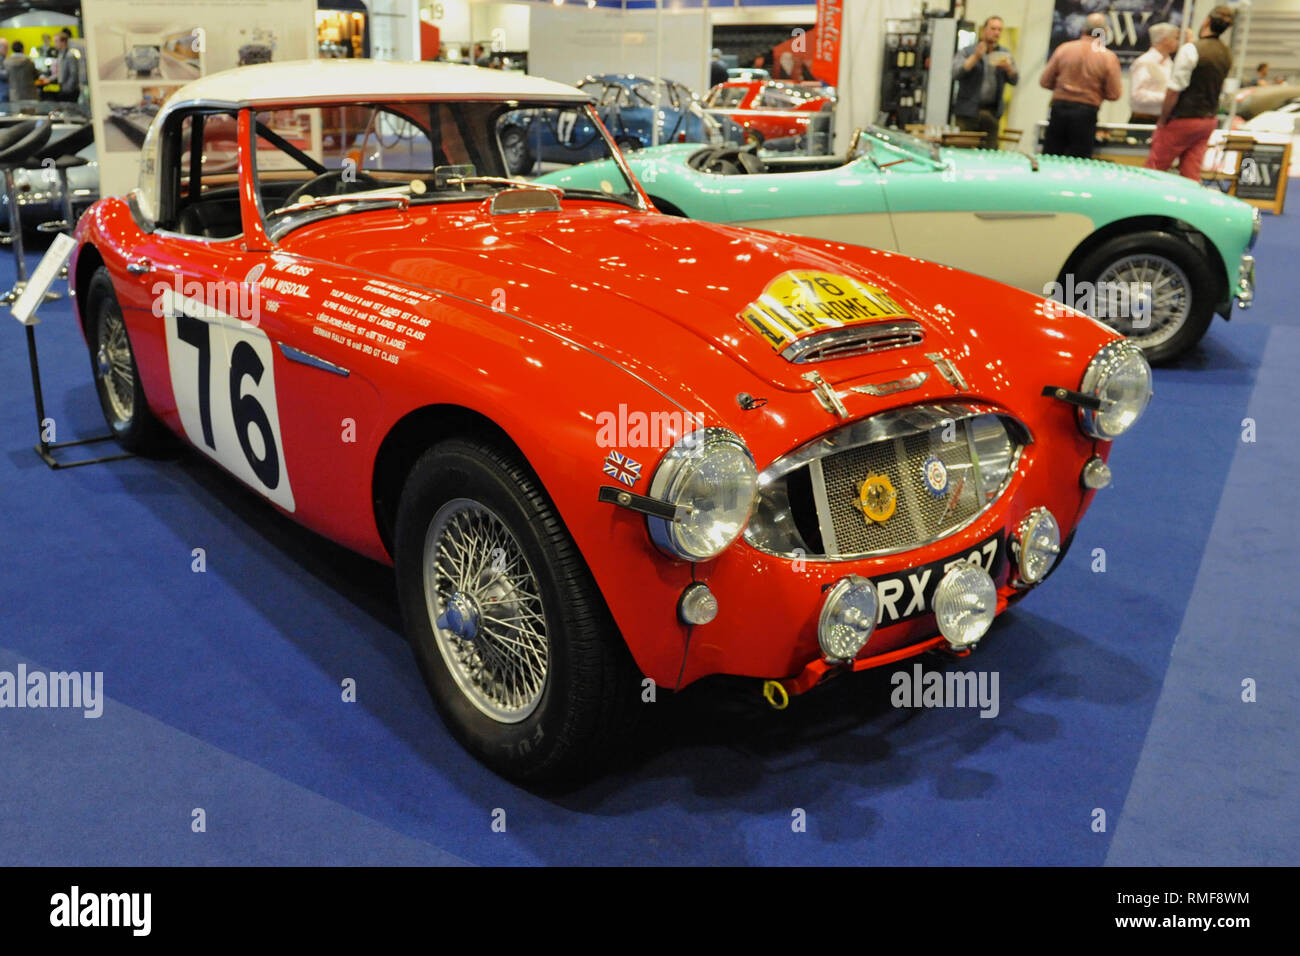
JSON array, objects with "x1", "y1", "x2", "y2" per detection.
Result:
[{"x1": 1145, "y1": 117, "x2": 1218, "y2": 180}]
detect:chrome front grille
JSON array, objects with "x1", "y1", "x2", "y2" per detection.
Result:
[
  {"x1": 744, "y1": 405, "x2": 1027, "y2": 561},
  {"x1": 820, "y1": 429, "x2": 984, "y2": 555}
]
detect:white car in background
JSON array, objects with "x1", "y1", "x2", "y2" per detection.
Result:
[{"x1": 1243, "y1": 102, "x2": 1300, "y2": 177}]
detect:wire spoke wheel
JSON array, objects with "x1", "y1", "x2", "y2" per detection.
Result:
[
  {"x1": 1093, "y1": 253, "x2": 1191, "y2": 350},
  {"x1": 422, "y1": 498, "x2": 550, "y2": 723},
  {"x1": 97, "y1": 302, "x2": 136, "y2": 425}
]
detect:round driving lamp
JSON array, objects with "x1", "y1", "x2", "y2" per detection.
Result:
[
  {"x1": 648, "y1": 428, "x2": 759, "y2": 561},
  {"x1": 934, "y1": 564, "x2": 998, "y2": 649},
  {"x1": 818, "y1": 575, "x2": 879, "y2": 661},
  {"x1": 1015, "y1": 507, "x2": 1061, "y2": 584}
]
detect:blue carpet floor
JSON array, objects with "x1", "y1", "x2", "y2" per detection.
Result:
[{"x1": 1, "y1": 199, "x2": 1296, "y2": 866}]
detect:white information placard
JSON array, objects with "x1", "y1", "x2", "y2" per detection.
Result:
[{"x1": 10, "y1": 233, "x2": 77, "y2": 327}]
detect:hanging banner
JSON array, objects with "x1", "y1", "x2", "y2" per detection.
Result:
[
  {"x1": 1049, "y1": 0, "x2": 1189, "y2": 68},
  {"x1": 81, "y1": 0, "x2": 317, "y2": 200},
  {"x1": 812, "y1": 0, "x2": 843, "y2": 87}
]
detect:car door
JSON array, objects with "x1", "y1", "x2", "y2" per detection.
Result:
[{"x1": 123, "y1": 108, "x2": 297, "y2": 511}]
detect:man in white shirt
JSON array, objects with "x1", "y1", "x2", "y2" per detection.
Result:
[{"x1": 1129, "y1": 23, "x2": 1180, "y2": 124}]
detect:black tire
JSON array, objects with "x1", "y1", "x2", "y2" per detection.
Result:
[
  {"x1": 615, "y1": 136, "x2": 644, "y2": 154},
  {"x1": 1071, "y1": 231, "x2": 1216, "y2": 364},
  {"x1": 393, "y1": 438, "x2": 642, "y2": 784},
  {"x1": 499, "y1": 125, "x2": 534, "y2": 176},
  {"x1": 86, "y1": 267, "x2": 166, "y2": 453},
  {"x1": 743, "y1": 128, "x2": 765, "y2": 147}
]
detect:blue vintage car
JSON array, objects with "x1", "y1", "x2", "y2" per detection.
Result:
[{"x1": 499, "y1": 73, "x2": 727, "y2": 174}]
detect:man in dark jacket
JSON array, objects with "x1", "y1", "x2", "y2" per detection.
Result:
[
  {"x1": 5, "y1": 41, "x2": 38, "y2": 103},
  {"x1": 1146, "y1": 5, "x2": 1235, "y2": 180},
  {"x1": 951, "y1": 16, "x2": 1018, "y2": 149},
  {"x1": 709, "y1": 49, "x2": 727, "y2": 88}
]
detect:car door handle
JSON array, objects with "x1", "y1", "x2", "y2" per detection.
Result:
[{"x1": 126, "y1": 258, "x2": 152, "y2": 275}]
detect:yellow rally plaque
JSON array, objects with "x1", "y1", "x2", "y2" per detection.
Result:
[{"x1": 739, "y1": 270, "x2": 911, "y2": 351}]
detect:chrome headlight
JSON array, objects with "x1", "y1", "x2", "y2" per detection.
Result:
[
  {"x1": 648, "y1": 428, "x2": 759, "y2": 560},
  {"x1": 1078, "y1": 340, "x2": 1152, "y2": 439}
]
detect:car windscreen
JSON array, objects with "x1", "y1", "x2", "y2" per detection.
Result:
[{"x1": 249, "y1": 99, "x2": 643, "y2": 239}]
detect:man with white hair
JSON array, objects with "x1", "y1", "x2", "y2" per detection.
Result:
[
  {"x1": 1146, "y1": 5, "x2": 1236, "y2": 180},
  {"x1": 1129, "y1": 23, "x2": 1179, "y2": 124}
]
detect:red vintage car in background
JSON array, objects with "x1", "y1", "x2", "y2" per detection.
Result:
[
  {"x1": 72, "y1": 60, "x2": 1150, "y2": 783},
  {"x1": 704, "y1": 79, "x2": 834, "y2": 143}
]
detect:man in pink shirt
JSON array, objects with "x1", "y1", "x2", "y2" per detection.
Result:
[{"x1": 1039, "y1": 13, "x2": 1123, "y2": 157}]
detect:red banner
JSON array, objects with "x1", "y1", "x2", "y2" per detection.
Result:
[{"x1": 813, "y1": 0, "x2": 843, "y2": 86}]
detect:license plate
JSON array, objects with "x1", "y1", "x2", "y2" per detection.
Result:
[{"x1": 873, "y1": 531, "x2": 1005, "y2": 627}]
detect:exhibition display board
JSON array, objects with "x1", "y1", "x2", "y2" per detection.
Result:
[{"x1": 81, "y1": 0, "x2": 317, "y2": 198}]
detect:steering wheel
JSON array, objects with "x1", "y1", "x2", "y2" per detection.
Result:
[
  {"x1": 285, "y1": 169, "x2": 383, "y2": 206},
  {"x1": 696, "y1": 143, "x2": 765, "y2": 175}
]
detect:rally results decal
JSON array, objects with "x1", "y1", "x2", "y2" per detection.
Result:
[
  {"x1": 874, "y1": 532, "x2": 1004, "y2": 626},
  {"x1": 739, "y1": 270, "x2": 911, "y2": 351},
  {"x1": 161, "y1": 288, "x2": 295, "y2": 512}
]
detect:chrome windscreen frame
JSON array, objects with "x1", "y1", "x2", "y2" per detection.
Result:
[{"x1": 744, "y1": 403, "x2": 1031, "y2": 562}]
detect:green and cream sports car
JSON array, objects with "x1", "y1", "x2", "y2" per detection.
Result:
[{"x1": 538, "y1": 126, "x2": 1260, "y2": 363}]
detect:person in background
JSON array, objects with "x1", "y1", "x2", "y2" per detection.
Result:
[
  {"x1": 1243, "y1": 62, "x2": 1268, "y2": 87},
  {"x1": 35, "y1": 29, "x2": 79, "y2": 101},
  {"x1": 0, "y1": 40, "x2": 9, "y2": 105},
  {"x1": 1146, "y1": 5, "x2": 1236, "y2": 180},
  {"x1": 1129, "y1": 22, "x2": 1179, "y2": 123},
  {"x1": 472, "y1": 43, "x2": 491, "y2": 68},
  {"x1": 752, "y1": 54, "x2": 766, "y2": 71},
  {"x1": 1039, "y1": 12, "x2": 1122, "y2": 157},
  {"x1": 6, "y1": 41, "x2": 38, "y2": 103},
  {"x1": 709, "y1": 48, "x2": 727, "y2": 87},
  {"x1": 951, "y1": 15, "x2": 1018, "y2": 150}
]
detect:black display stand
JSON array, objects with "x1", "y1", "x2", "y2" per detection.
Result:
[{"x1": 23, "y1": 320, "x2": 132, "y2": 469}]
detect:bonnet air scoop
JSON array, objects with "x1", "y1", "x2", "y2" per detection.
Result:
[
  {"x1": 738, "y1": 269, "x2": 926, "y2": 364},
  {"x1": 781, "y1": 320, "x2": 924, "y2": 363},
  {"x1": 491, "y1": 187, "x2": 562, "y2": 215}
]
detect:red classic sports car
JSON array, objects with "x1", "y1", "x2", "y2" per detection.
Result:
[
  {"x1": 72, "y1": 60, "x2": 1151, "y2": 782},
  {"x1": 704, "y1": 79, "x2": 834, "y2": 143}
]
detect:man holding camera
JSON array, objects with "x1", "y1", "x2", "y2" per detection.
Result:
[{"x1": 952, "y1": 16, "x2": 1018, "y2": 150}]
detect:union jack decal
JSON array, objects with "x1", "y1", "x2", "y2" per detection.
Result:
[{"x1": 603, "y1": 450, "x2": 642, "y2": 487}]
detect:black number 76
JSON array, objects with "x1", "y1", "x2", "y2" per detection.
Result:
[{"x1": 177, "y1": 311, "x2": 281, "y2": 489}]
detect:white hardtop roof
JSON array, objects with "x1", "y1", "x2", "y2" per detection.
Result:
[{"x1": 166, "y1": 59, "x2": 592, "y2": 109}]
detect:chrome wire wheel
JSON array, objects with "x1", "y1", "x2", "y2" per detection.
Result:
[
  {"x1": 1093, "y1": 253, "x2": 1192, "y2": 350},
  {"x1": 96, "y1": 304, "x2": 136, "y2": 425},
  {"x1": 422, "y1": 498, "x2": 550, "y2": 723}
]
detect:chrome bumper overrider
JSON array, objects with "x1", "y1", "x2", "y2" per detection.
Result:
[{"x1": 1236, "y1": 254, "x2": 1255, "y2": 310}]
